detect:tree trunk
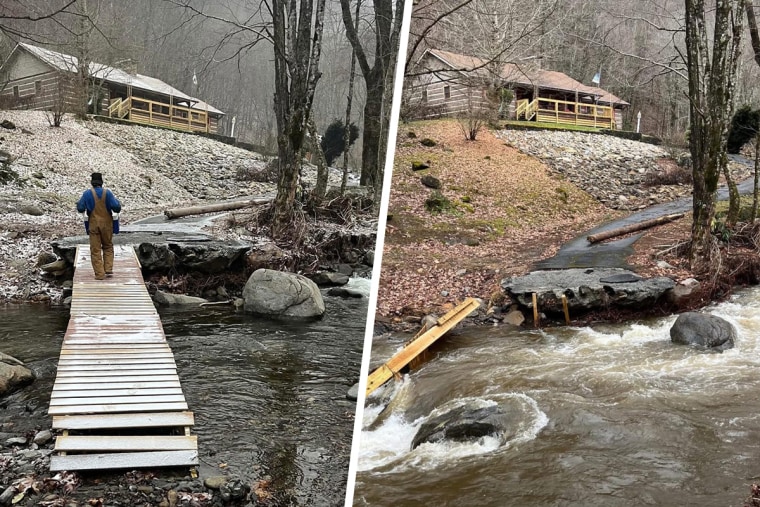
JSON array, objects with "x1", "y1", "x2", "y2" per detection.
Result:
[
  {"x1": 360, "y1": 77, "x2": 383, "y2": 188},
  {"x1": 723, "y1": 163, "x2": 740, "y2": 225},
  {"x1": 754, "y1": 133, "x2": 760, "y2": 220},
  {"x1": 685, "y1": 0, "x2": 746, "y2": 272},
  {"x1": 340, "y1": 0, "x2": 361, "y2": 196},
  {"x1": 308, "y1": 118, "x2": 328, "y2": 205}
]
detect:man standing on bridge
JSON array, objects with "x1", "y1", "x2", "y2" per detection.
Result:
[{"x1": 76, "y1": 172, "x2": 122, "y2": 280}]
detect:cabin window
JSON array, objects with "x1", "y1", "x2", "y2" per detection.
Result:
[
  {"x1": 12, "y1": 86, "x2": 19, "y2": 98},
  {"x1": 444, "y1": 85, "x2": 451, "y2": 100},
  {"x1": 35, "y1": 81, "x2": 42, "y2": 94},
  {"x1": 422, "y1": 88, "x2": 428, "y2": 103}
]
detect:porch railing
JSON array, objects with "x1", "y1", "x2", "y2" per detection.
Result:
[
  {"x1": 108, "y1": 96, "x2": 210, "y2": 133},
  {"x1": 515, "y1": 97, "x2": 615, "y2": 129}
]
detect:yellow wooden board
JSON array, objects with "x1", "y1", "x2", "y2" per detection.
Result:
[{"x1": 365, "y1": 298, "x2": 480, "y2": 396}]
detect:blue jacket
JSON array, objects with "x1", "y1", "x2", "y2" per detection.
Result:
[{"x1": 76, "y1": 186, "x2": 122, "y2": 215}]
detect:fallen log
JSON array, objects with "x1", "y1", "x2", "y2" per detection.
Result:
[
  {"x1": 164, "y1": 198, "x2": 271, "y2": 219},
  {"x1": 587, "y1": 213, "x2": 685, "y2": 244}
]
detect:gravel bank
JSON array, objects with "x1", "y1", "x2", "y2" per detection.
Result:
[{"x1": 496, "y1": 129, "x2": 751, "y2": 211}]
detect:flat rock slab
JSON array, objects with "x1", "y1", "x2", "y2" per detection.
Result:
[
  {"x1": 501, "y1": 268, "x2": 674, "y2": 313},
  {"x1": 52, "y1": 232, "x2": 252, "y2": 274}
]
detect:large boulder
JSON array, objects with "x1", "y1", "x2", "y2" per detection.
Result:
[
  {"x1": 242, "y1": 269, "x2": 325, "y2": 318},
  {"x1": 0, "y1": 353, "x2": 35, "y2": 396},
  {"x1": 670, "y1": 312, "x2": 737, "y2": 351},
  {"x1": 411, "y1": 401, "x2": 515, "y2": 450},
  {"x1": 501, "y1": 268, "x2": 674, "y2": 314}
]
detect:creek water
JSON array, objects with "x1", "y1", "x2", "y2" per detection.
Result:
[
  {"x1": 0, "y1": 277, "x2": 370, "y2": 506},
  {"x1": 355, "y1": 286, "x2": 760, "y2": 506}
]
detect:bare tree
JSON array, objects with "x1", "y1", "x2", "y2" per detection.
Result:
[
  {"x1": 339, "y1": 0, "x2": 405, "y2": 193},
  {"x1": 685, "y1": 0, "x2": 746, "y2": 271},
  {"x1": 271, "y1": 0, "x2": 328, "y2": 235}
]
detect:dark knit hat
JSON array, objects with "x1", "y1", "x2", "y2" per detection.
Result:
[{"x1": 91, "y1": 172, "x2": 103, "y2": 186}]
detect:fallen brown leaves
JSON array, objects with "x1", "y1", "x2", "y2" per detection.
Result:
[{"x1": 378, "y1": 120, "x2": 616, "y2": 318}]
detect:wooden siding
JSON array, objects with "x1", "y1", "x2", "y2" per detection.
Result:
[{"x1": 0, "y1": 71, "x2": 78, "y2": 111}]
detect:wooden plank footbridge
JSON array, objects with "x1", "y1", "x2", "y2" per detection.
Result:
[
  {"x1": 49, "y1": 245, "x2": 198, "y2": 471},
  {"x1": 365, "y1": 297, "x2": 480, "y2": 396}
]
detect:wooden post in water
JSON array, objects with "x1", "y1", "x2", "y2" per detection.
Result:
[
  {"x1": 562, "y1": 295, "x2": 570, "y2": 325},
  {"x1": 532, "y1": 293, "x2": 539, "y2": 328}
]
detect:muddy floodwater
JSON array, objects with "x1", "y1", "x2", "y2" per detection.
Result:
[
  {"x1": 0, "y1": 278, "x2": 369, "y2": 506},
  {"x1": 355, "y1": 287, "x2": 760, "y2": 506}
]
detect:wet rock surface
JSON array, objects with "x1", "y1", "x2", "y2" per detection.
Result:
[
  {"x1": 242, "y1": 269, "x2": 325, "y2": 318},
  {"x1": 502, "y1": 268, "x2": 674, "y2": 314},
  {"x1": 411, "y1": 402, "x2": 515, "y2": 450},
  {"x1": 670, "y1": 312, "x2": 737, "y2": 351}
]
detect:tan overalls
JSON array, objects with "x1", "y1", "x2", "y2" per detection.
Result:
[{"x1": 88, "y1": 187, "x2": 114, "y2": 279}]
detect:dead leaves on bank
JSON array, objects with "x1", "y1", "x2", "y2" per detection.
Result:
[{"x1": 379, "y1": 120, "x2": 613, "y2": 317}]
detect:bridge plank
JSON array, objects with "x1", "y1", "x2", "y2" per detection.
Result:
[
  {"x1": 55, "y1": 435, "x2": 197, "y2": 452},
  {"x1": 49, "y1": 450, "x2": 199, "y2": 471},
  {"x1": 53, "y1": 411, "x2": 195, "y2": 429},
  {"x1": 49, "y1": 401, "x2": 188, "y2": 415}
]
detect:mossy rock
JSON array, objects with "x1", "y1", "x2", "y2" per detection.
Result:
[
  {"x1": 420, "y1": 138, "x2": 437, "y2": 147},
  {"x1": 421, "y1": 174, "x2": 442, "y2": 189},
  {"x1": 461, "y1": 195, "x2": 472, "y2": 203},
  {"x1": 425, "y1": 190, "x2": 453, "y2": 214},
  {"x1": 456, "y1": 200, "x2": 474, "y2": 213},
  {"x1": 411, "y1": 160, "x2": 430, "y2": 171},
  {"x1": 407, "y1": 131, "x2": 417, "y2": 139},
  {"x1": 555, "y1": 187, "x2": 569, "y2": 203}
]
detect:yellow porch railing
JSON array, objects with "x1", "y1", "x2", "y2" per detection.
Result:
[
  {"x1": 516, "y1": 97, "x2": 616, "y2": 129},
  {"x1": 108, "y1": 96, "x2": 210, "y2": 133}
]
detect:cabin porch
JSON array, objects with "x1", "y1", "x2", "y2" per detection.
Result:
[
  {"x1": 106, "y1": 94, "x2": 216, "y2": 133},
  {"x1": 515, "y1": 97, "x2": 616, "y2": 130}
]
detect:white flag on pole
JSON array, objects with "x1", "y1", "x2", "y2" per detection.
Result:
[
  {"x1": 192, "y1": 70, "x2": 198, "y2": 86},
  {"x1": 592, "y1": 68, "x2": 601, "y2": 85}
]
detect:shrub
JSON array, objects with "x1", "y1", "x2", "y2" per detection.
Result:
[
  {"x1": 425, "y1": 190, "x2": 452, "y2": 214},
  {"x1": 320, "y1": 119, "x2": 359, "y2": 166},
  {"x1": 727, "y1": 105, "x2": 760, "y2": 154}
]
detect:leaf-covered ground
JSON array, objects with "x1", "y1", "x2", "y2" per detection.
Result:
[{"x1": 377, "y1": 119, "x2": 620, "y2": 318}]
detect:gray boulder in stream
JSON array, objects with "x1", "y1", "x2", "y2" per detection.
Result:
[
  {"x1": 0, "y1": 353, "x2": 35, "y2": 396},
  {"x1": 670, "y1": 312, "x2": 737, "y2": 351},
  {"x1": 243, "y1": 269, "x2": 325, "y2": 318},
  {"x1": 411, "y1": 402, "x2": 515, "y2": 450}
]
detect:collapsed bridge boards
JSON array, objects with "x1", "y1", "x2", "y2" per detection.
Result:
[
  {"x1": 365, "y1": 297, "x2": 480, "y2": 396},
  {"x1": 49, "y1": 245, "x2": 198, "y2": 471}
]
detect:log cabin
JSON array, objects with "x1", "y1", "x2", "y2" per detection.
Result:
[
  {"x1": 0, "y1": 42, "x2": 224, "y2": 133},
  {"x1": 408, "y1": 48, "x2": 629, "y2": 130}
]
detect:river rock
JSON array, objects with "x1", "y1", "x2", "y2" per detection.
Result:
[
  {"x1": 326, "y1": 287, "x2": 364, "y2": 298},
  {"x1": 136, "y1": 243, "x2": 176, "y2": 271},
  {"x1": 501, "y1": 268, "x2": 674, "y2": 314},
  {"x1": 347, "y1": 382, "x2": 359, "y2": 401},
  {"x1": 153, "y1": 290, "x2": 207, "y2": 306},
  {"x1": 33, "y1": 430, "x2": 52, "y2": 446},
  {"x1": 670, "y1": 312, "x2": 737, "y2": 351},
  {"x1": 411, "y1": 401, "x2": 515, "y2": 450},
  {"x1": 504, "y1": 309, "x2": 525, "y2": 327},
  {"x1": 246, "y1": 241, "x2": 289, "y2": 271},
  {"x1": 0, "y1": 354, "x2": 35, "y2": 396},
  {"x1": 666, "y1": 278, "x2": 701, "y2": 305},
  {"x1": 18, "y1": 203, "x2": 43, "y2": 216},
  {"x1": 242, "y1": 269, "x2": 325, "y2": 318},
  {"x1": 309, "y1": 271, "x2": 350, "y2": 287},
  {"x1": 203, "y1": 476, "x2": 227, "y2": 490}
]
